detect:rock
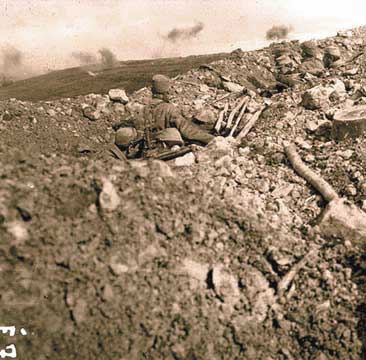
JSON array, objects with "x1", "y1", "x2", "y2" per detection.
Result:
[
  {"x1": 206, "y1": 136, "x2": 235, "y2": 158},
  {"x1": 271, "y1": 184, "x2": 294, "y2": 198},
  {"x1": 108, "y1": 89, "x2": 129, "y2": 104},
  {"x1": 47, "y1": 109, "x2": 56, "y2": 117},
  {"x1": 82, "y1": 104, "x2": 100, "y2": 121},
  {"x1": 306, "y1": 119, "x2": 332, "y2": 136},
  {"x1": 301, "y1": 41, "x2": 322, "y2": 60},
  {"x1": 345, "y1": 184, "x2": 357, "y2": 196},
  {"x1": 149, "y1": 160, "x2": 175, "y2": 178},
  {"x1": 174, "y1": 152, "x2": 196, "y2": 167},
  {"x1": 323, "y1": 46, "x2": 341, "y2": 67},
  {"x1": 109, "y1": 262, "x2": 129, "y2": 276},
  {"x1": 301, "y1": 85, "x2": 334, "y2": 110},
  {"x1": 199, "y1": 84, "x2": 210, "y2": 93},
  {"x1": 222, "y1": 81, "x2": 244, "y2": 93},
  {"x1": 337, "y1": 149, "x2": 354, "y2": 160},
  {"x1": 319, "y1": 198, "x2": 366, "y2": 249},
  {"x1": 125, "y1": 101, "x2": 144, "y2": 114},
  {"x1": 72, "y1": 299, "x2": 88, "y2": 324},
  {"x1": 101, "y1": 284, "x2": 114, "y2": 302},
  {"x1": 337, "y1": 30, "x2": 353, "y2": 38},
  {"x1": 95, "y1": 95, "x2": 110, "y2": 110},
  {"x1": 113, "y1": 103, "x2": 125, "y2": 113},
  {"x1": 212, "y1": 265, "x2": 240, "y2": 303},
  {"x1": 6, "y1": 221, "x2": 28, "y2": 244},
  {"x1": 181, "y1": 259, "x2": 209, "y2": 289},
  {"x1": 99, "y1": 177, "x2": 121, "y2": 211},
  {"x1": 239, "y1": 265, "x2": 276, "y2": 323}
]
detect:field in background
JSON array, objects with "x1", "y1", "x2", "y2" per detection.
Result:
[{"x1": 0, "y1": 53, "x2": 227, "y2": 102}]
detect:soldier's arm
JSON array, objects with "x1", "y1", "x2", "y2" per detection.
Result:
[{"x1": 168, "y1": 105, "x2": 214, "y2": 145}]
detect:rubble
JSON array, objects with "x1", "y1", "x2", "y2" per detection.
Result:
[
  {"x1": 1, "y1": 25, "x2": 366, "y2": 360},
  {"x1": 301, "y1": 85, "x2": 334, "y2": 110},
  {"x1": 108, "y1": 88, "x2": 129, "y2": 104}
]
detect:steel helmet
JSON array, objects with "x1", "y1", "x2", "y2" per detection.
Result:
[
  {"x1": 115, "y1": 127, "x2": 137, "y2": 148},
  {"x1": 152, "y1": 74, "x2": 171, "y2": 95}
]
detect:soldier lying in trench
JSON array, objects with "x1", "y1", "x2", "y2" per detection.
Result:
[{"x1": 114, "y1": 74, "x2": 214, "y2": 159}]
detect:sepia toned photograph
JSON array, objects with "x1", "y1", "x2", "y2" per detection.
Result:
[{"x1": 0, "y1": 0, "x2": 366, "y2": 358}]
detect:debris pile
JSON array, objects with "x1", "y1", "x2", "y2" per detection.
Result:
[{"x1": 1, "y1": 26, "x2": 366, "y2": 359}]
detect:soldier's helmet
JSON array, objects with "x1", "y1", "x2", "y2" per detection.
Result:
[
  {"x1": 115, "y1": 127, "x2": 137, "y2": 148},
  {"x1": 156, "y1": 128, "x2": 184, "y2": 146},
  {"x1": 152, "y1": 74, "x2": 171, "y2": 95}
]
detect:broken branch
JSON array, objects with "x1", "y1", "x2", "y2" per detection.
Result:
[
  {"x1": 215, "y1": 102, "x2": 229, "y2": 133},
  {"x1": 229, "y1": 97, "x2": 249, "y2": 137},
  {"x1": 236, "y1": 106, "x2": 265, "y2": 141},
  {"x1": 284, "y1": 143, "x2": 339, "y2": 203},
  {"x1": 226, "y1": 97, "x2": 247, "y2": 129},
  {"x1": 277, "y1": 247, "x2": 319, "y2": 298}
]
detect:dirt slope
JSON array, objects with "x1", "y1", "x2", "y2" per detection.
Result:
[{"x1": 1, "y1": 27, "x2": 366, "y2": 359}]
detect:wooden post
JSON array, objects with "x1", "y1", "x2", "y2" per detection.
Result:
[{"x1": 332, "y1": 105, "x2": 366, "y2": 140}]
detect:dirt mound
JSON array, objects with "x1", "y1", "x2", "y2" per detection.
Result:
[{"x1": 1, "y1": 26, "x2": 366, "y2": 359}]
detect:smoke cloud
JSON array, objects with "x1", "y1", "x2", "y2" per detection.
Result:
[
  {"x1": 165, "y1": 22, "x2": 204, "y2": 43},
  {"x1": 98, "y1": 48, "x2": 118, "y2": 68},
  {"x1": 72, "y1": 51, "x2": 97, "y2": 65},
  {"x1": 265, "y1": 25, "x2": 293, "y2": 41},
  {"x1": 0, "y1": 45, "x2": 36, "y2": 85},
  {"x1": 2, "y1": 45, "x2": 23, "y2": 70}
]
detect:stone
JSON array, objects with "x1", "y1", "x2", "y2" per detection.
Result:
[
  {"x1": 47, "y1": 109, "x2": 56, "y2": 117},
  {"x1": 109, "y1": 262, "x2": 129, "y2": 276},
  {"x1": 199, "y1": 84, "x2": 210, "y2": 92},
  {"x1": 125, "y1": 101, "x2": 144, "y2": 114},
  {"x1": 345, "y1": 184, "x2": 357, "y2": 196},
  {"x1": 72, "y1": 299, "x2": 88, "y2": 324},
  {"x1": 338, "y1": 149, "x2": 354, "y2": 160},
  {"x1": 113, "y1": 103, "x2": 125, "y2": 114},
  {"x1": 271, "y1": 184, "x2": 294, "y2": 198},
  {"x1": 99, "y1": 177, "x2": 121, "y2": 211},
  {"x1": 149, "y1": 160, "x2": 175, "y2": 178},
  {"x1": 6, "y1": 221, "x2": 28, "y2": 245},
  {"x1": 222, "y1": 81, "x2": 244, "y2": 93},
  {"x1": 108, "y1": 88, "x2": 129, "y2": 104},
  {"x1": 301, "y1": 85, "x2": 334, "y2": 110},
  {"x1": 212, "y1": 265, "x2": 240, "y2": 302},
  {"x1": 174, "y1": 152, "x2": 196, "y2": 167},
  {"x1": 101, "y1": 284, "x2": 114, "y2": 302},
  {"x1": 319, "y1": 198, "x2": 366, "y2": 249},
  {"x1": 181, "y1": 259, "x2": 209, "y2": 289},
  {"x1": 306, "y1": 119, "x2": 332, "y2": 136},
  {"x1": 206, "y1": 136, "x2": 235, "y2": 158},
  {"x1": 82, "y1": 104, "x2": 100, "y2": 121}
]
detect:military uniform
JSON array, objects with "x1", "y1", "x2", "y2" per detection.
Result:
[
  {"x1": 115, "y1": 74, "x2": 214, "y2": 152},
  {"x1": 137, "y1": 98, "x2": 214, "y2": 145}
]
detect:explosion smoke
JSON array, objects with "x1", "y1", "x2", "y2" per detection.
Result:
[
  {"x1": 2, "y1": 45, "x2": 23, "y2": 70},
  {"x1": 265, "y1": 25, "x2": 293, "y2": 41},
  {"x1": 72, "y1": 51, "x2": 97, "y2": 65},
  {"x1": 165, "y1": 22, "x2": 204, "y2": 43},
  {"x1": 98, "y1": 48, "x2": 118, "y2": 68}
]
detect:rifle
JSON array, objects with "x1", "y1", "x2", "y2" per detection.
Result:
[{"x1": 145, "y1": 145, "x2": 192, "y2": 161}]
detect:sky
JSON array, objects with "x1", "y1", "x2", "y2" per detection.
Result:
[{"x1": 0, "y1": 0, "x2": 366, "y2": 78}]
